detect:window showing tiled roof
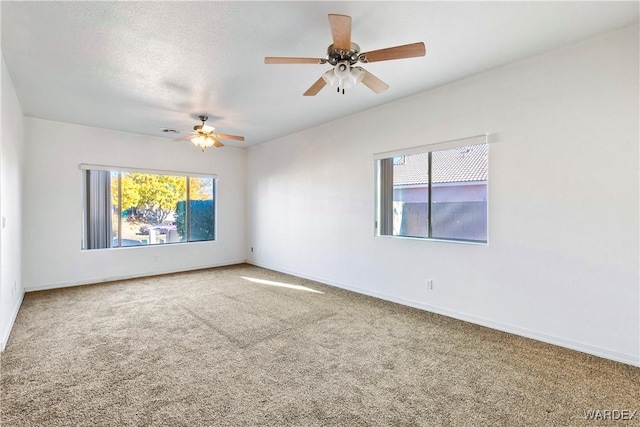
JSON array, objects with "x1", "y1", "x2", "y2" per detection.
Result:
[{"x1": 392, "y1": 144, "x2": 487, "y2": 186}]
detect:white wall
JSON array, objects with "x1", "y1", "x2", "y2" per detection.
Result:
[
  {"x1": 23, "y1": 119, "x2": 246, "y2": 290},
  {"x1": 1, "y1": 56, "x2": 26, "y2": 350},
  {"x1": 247, "y1": 26, "x2": 640, "y2": 366}
]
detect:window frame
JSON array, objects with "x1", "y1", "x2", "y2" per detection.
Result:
[
  {"x1": 80, "y1": 164, "x2": 217, "y2": 250},
  {"x1": 374, "y1": 134, "x2": 490, "y2": 245}
]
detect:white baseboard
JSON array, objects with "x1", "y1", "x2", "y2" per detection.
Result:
[
  {"x1": 25, "y1": 259, "x2": 247, "y2": 292},
  {"x1": 0, "y1": 290, "x2": 25, "y2": 352},
  {"x1": 247, "y1": 260, "x2": 640, "y2": 368}
]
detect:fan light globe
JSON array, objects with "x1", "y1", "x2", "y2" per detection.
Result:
[
  {"x1": 334, "y1": 61, "x2": 351, "y2": 80},
  {"x1": 322, "y1": 69, "x2": 336, "y2": 85},
  {"x1": 350, "y1": 66, "x2": 365, "y2": 85},
  {"x1": 191, "y1": 135, "x2": 214, "y2": 151}
]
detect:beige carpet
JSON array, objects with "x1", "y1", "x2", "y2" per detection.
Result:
[{"x1": 1, "y1": 264, "x2": 638, "y2": 426}]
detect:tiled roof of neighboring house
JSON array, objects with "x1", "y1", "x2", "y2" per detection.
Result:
[{"x1": 393, "y1": 144, "x2": 488, "y2": 185}]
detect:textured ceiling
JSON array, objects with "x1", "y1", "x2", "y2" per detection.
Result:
[{"x1": 1, "y1": 1, "x2": 638, "y2": 147}]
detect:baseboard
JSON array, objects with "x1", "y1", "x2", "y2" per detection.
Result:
[
  {"x1": 25, "y1": 259, "x2": 247, "y2": 292},
  {"x1": 247, "y1": 260, "x2": 640, "y2": 368},
  {"x1": 0, "y1": 290, "x2": 25, "y2": 352}
]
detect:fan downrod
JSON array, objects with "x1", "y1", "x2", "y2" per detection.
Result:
[{"x1": 194, "y1": 115, "x2": 209, "y2": 131}]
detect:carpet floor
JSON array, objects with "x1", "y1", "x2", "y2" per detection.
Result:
[{"x1": 1, "y1": 264, "x2": 638, "y2": 426}]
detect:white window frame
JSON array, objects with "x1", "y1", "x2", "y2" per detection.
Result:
[
  {"x1": 80, "y1": 164, "x2": 218, "y2": 250},
  {"x1": 374, "y1": 134, "x2": 492, "y2": 245}
]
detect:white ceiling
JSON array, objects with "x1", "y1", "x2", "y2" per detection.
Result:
[{"x1": 2, "y1": 1, "x2": 638, "y2": 147}]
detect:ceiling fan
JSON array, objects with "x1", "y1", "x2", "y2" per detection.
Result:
[
  {"x1": 173, "y1": 115, "x2": 245, "y2": 151},
  {"x1": 265, "y1": 14, "x2": 426, "y2": 96}
]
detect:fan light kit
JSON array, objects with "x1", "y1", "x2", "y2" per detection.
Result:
[
  {"x1": 265, "y1": 14, "x2": 426, "y2": 95},
  {"x1": 173, "y1": 116, "x2": 245, "y2": 151},
  {"x1": 322, "y1": 61, "x2": 365, "y2": 94}
]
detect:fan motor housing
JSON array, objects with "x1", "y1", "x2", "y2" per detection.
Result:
[{"x1": 326, "y1": 43, "x2": 361, "y2": 66}]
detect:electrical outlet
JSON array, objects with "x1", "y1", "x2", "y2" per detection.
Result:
[
  {"x1": 426, "y1": 279, "x2": 433, "y2": 290},
  {"x1": 154, "y1": 255, "x2": 159, "y2": 262},
  {"x1": 251, "y1": 247, "x2": 254, "y2": 252}
]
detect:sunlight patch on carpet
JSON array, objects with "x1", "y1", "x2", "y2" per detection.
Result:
[{"x1": 240, "y1": 276, "x2": 324, "y2": 294}]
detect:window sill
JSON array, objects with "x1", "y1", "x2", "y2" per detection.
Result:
[{"x1": 375, "y1": 234, "x2": 488, "y2": 246}]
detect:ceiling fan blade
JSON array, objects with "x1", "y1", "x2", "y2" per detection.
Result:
[
  {"x1": 328, "y1": 14, "x2": 352, "y2": 51},
  {"x1": 213, "y1": 138, "x2": 224, "y2": 148},
  {"x1": 361, "y1": 69, "x2": 389, "y2": 94},
  {"x1": 303, "y1": 76, "x2": 327, "y2": 96},
  {"x1": 265, "y1": 57, "x2": 324, "y2": 64},
  {"x1": 360, "y1": 42, "x2": 426, "y2": 63},
  {"x1": 173, "y1": 134, "x2": 196, "y2": 141},
  {"x1": 213, "y1": 133, "x2": 244, "y2": 141}
]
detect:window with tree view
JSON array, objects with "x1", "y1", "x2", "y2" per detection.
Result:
[
  {"x1": 376, "y1": 140, "x2": 488, "y2": 243},
  {"x1": 83, "y1": 167, "x2": 215, "y2": 249}
]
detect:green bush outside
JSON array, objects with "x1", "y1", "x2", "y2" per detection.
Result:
[{"x1": 175, "y1": 200, "x2": 215, "y2": 241}]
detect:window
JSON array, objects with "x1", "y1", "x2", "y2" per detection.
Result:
[
  {"x1": 82, "y1": 166, "x2": 216, "y2": 249},
  {"x1": 376, "y1": 138, "x2": 488, "y2": 243}
]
